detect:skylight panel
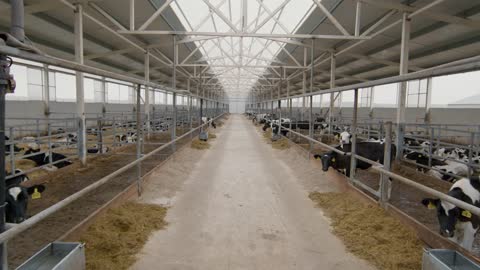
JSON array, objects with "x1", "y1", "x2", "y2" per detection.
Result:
[{"x1": 170, "y1": 0, "x2": 313, "y2": 98}]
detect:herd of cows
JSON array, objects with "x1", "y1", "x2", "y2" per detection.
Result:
[
  {"x1": 2, "y1": 115, "x2": 217, "y2": 225},
  {"x1": 247, "y1": 111, "x2": 480, "y2": 251}
]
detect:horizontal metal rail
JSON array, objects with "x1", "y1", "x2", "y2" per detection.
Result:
[
  {"x1": 0, "y1": 45, "x2": 222, "y2": 104},
  {"x1": 262, "y1": 56, "x2": 480, "y2": 101},
  {"x1": 373, "y1": 166, "x2": 480, "y2": 217},
  {"x1": 262, "y1": 118, "x2": 480, "y2": 218},
  {"x1": 0, "y1": 113, "x2": 225, "y2": 244}
]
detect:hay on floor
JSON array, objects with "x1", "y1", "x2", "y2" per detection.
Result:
[
  {"x1": 191, "y1": 138, "x2": 210, "y2": 150},
  {"x1": 309, "y1": 192, "x2": 423, "y2": 270},
  {"x1": 272, "y1": 137, "x2": 290, "y2": 150},
  {"x1": 208, "y1": 132, "x2": 217, "y2": 139},
  {"x1": 80, "y1": 202, "x2": 167, "y2": 270}
]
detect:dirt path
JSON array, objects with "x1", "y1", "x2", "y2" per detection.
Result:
[{"x1": 131, "y1": 115, "x2": 375, "y2": 270}]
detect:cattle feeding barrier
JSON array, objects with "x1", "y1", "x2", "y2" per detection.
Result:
[{"x1": 0, "y1": 113, "x2": 225, "y2": 268}]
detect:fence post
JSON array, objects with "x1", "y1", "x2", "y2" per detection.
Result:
[
  {"x1": 468, "y1": 132, "x2": 474, "y2": 177},
  {"x1": 48, "y1": 121, "x2": 53, "y2": 167},
  {"x1": 97, "y1": 119, "x2": 103, "y2": 154},
  {"x1": 135, "y1": 84, "x2": 142, "y2": 196},
  {"x1": 9, "y1": 127, "x2": 14, "y2": 176},
  {"x1": 349, "y1": 89, "x2": 359, "y2": 181},
  {"x1": 380, "y1": 121, "x2": 393, "y2": 206},
  {"x1": 428, "y1": 127, "x2": 434, "y2": 168}
]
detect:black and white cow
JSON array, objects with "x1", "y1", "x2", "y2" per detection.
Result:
[
  {"x1": 317, "y1": 142, "x2": 396, "y2": 177},
  {"x1": 422, "y1": 176, "x2": 480, "y2": 251},
  {"x1": 5, "y1": 136, "x2": 23, "y2": 154},
  {"x1": 24, "y1": 148, "x2": 72, "y2": 169},
  {"x1": 5, "y1": 173, "x2": 45, "y2": 223},
  {"x1": 201, "y1": 117, "x2": 217, "y2": 129},
  {"x1": 87, "y1": 144, "x2": 110, "y2": 154},
  {"x1": 339, "y1": 131, "x2": 352, "y2": 148},
  {"x1": 428, "y1": 160, "x2": 469, "y2": 182},
  {"x1": 404, "y1": 151, "x2": 447, "y2": 172}
]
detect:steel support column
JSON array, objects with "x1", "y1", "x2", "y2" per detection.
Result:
[
  {"x1": 349, "y1": 89, "x2": 359, "y2": 180},
  {"x1": 144, "y1": 50, "x2": 150, "y2": 138},
  {"x1": 172, "y1": 36, "x2": 177, "y2": 150},
  {"x1": 328, "y1": 52, "x2": 336, "y2": 133},
  {"x1": 395, "y1": 13, "x2": 411, "y2": 159},
  {"x1": 74, "y1": 3, "x2": 86, "y2": 165},
  {"x1": 424, "y1": 78, "x2": 432, "y2": 124},
  {"x1": 42, "y1": 64, "x2": 50, "y2": 116}
]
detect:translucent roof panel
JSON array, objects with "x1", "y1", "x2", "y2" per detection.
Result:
[{"x1": 171, "y1": 0, "x2": 314, "y2": 100}]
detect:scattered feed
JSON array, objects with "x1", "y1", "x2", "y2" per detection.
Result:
[
  {"x1": 209, "y1": 132, "x2": 217, "y2": 139},
  {"x1": 191, "y1": 138, "x2": 210, "y2": 150},
  {"x1": 79, "y1": 202, "x2": 167, "y2": 270},
  {"x1": 272, "y1": 137, "x2": 290, "y2": 150},
  {"x1": 309, "y1": 192, "x2": 423, "y2": 270},
  {"x1": 263, "y1": 130, "x2": 272, "y2": 141}
]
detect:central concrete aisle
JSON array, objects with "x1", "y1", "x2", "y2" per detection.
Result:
[{"x1": 131, "y1": 115, "x2": 374, "y2": 270}]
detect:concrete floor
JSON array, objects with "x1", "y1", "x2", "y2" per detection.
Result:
[{"x1": 131, "y1": 115, "x2": 375, "y2": 270}]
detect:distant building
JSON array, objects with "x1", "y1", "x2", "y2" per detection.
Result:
[{"x1": 448, "y1": 94, "x2": 480, "y2": 108}]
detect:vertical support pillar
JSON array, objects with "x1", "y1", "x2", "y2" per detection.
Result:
[
  {"x1": 135, "y1": 84, "x2": 142, "y2": 196},
  {"x1": 171, "y1": 35, "x2": 177, "y2": 149},
  {"x1": 101, "y1": 77, "x2": 106, "y2": 118},
  {"x1": 74, "y1": 3, "x2": 86, "y2": 165},
  {"x1": 355, "y1": 0, "x2": 362, "y2": 37},
  {"x1": 129, "y1": 0, "x2": 135, "y2": 30},
  {"x1": 187, "y1": 79, "x2": 193, "y2": 134},
  {"x1": 42, "y1": 64, "x2": 50, "y2": 117},
  {"x1": 369, "y1": 87, "x2": 375, "y2": 119},
  {"x1": 144, "y1": 50, "x2": 150, "y2": 138},
  {"x1": 309, "y1": 39, "x2": 315, "y2": 141},
  {"x1": 424, "y1": 78, "x2": 432, "y2": 124},
  {"x1": 380, "y1": 121, "x2": 393, "y2": 206},
  {"x1": 329, "y1": 52, "x2": 336, "y2": 133},
  {"x1": 395, "y1": 13, "x2": 411, "y2": 159},
  {"x1": 302, "y1": 71, "x2": 306, "y2": 120},
  {"x1": 349, "y1": 89, "x2": 359, "y2": 180}
]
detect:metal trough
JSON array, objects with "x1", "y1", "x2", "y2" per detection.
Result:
[
  {"x1": 16, "y1": 242, "x2": 85, "y2": 270},
  {"x1": 422, "y1": 249, "x2": 480, "y2": 270},
  {"x1": 199, "y1": 131, "x2": 208, "y2": 141}
]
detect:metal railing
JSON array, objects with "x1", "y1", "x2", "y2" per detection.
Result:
[{"x1": 0, "y1": 113, "x2": 225, "y2": 248}]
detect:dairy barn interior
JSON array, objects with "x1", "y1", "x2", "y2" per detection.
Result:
[{"x1": 1, "y1": 0, "x2": 480, "y2": 269}]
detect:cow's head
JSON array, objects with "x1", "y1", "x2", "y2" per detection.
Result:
[
  {"x1": 421, "y1": 195, "x2": 469, "y2": 238},
  {"x1": 6, "y1": 184, "x2": 45, "y2": 223},
  {"x1": 320, "y1": 152, "x2": 335, "y2": 172},
  {"x1": 262, "y1": 122, "x2": 270, "y2": 131}
]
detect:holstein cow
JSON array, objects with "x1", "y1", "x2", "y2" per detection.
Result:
[
  {"x1": 317, "y1": 142, "x2": 396, "y2": 177},
  {"x1": 422, "y1": 176, "x2": 480, "y2": 251},
  {"x1": 201, "y1": 117, "x2": 217, "y2": 129},
  {"x1": 427, "y1": 160, "x2": 469, "y2": 182},
  {"x1": 339, "y1": 131, "x2": 352, "y2": 148},
  {"x1": 404, "y1": 151, "x2": 447, "y2": 172},
  {"x1": 5, "y1": 173, "x2": 45, "y2": 223},
  {"x1": 5, "y1": 136, "x2": 23, "y2": 154},
  {"x1": 24, "y1": 148, "x2": 72, "y2": 169}
]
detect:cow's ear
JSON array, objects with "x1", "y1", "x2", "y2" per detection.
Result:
[{"x1": 421, "y1": 198, "x2": 439, "y2": 210}]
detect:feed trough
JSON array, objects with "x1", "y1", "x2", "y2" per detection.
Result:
[
  {"x1": 16, "y1": 242, "x2": 85, "y2": 270},
  {"x1": 422, "y1": 249, "x2": 480, "y2": 270}
]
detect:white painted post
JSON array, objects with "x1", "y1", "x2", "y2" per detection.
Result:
[
  {"x1": 42, "y1": 64, "x2": 50, "y2": 117},
  {"x1": 144, "y1": 50, "x2": 150, "y2": 138},
  {"x1": 424, "y1": 78, "x2": 432, "y2": 124},
  {"x1": 74, "y1": 3, "x2": 86, "y2": 165},
  {"x1": 329, "y1": 52, "x2": 336, "y2": 133},
  {"x1": 395, "y1": 13, "x2": 411, "y2": 159}
]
